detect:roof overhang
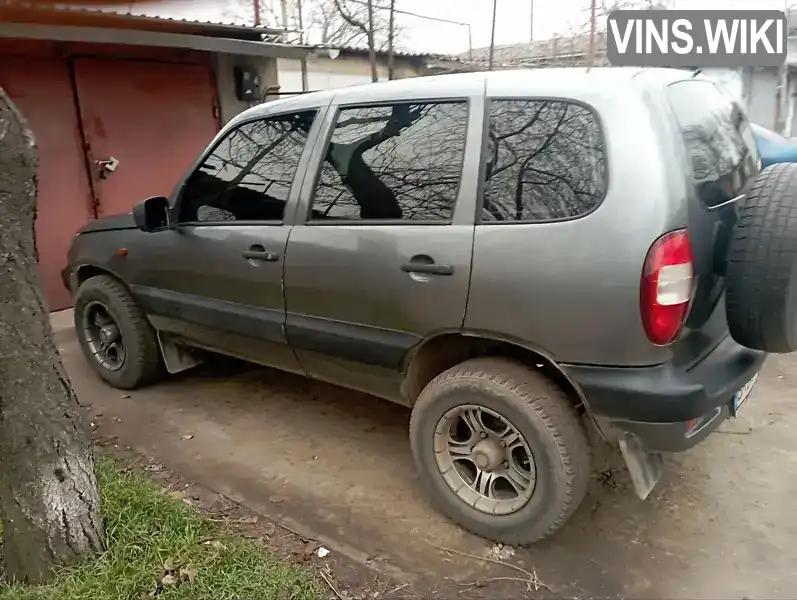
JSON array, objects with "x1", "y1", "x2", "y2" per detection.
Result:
[
  {"x1": 0, "y1": 5, "x2": 293, "y2": 40},
  {"x1": 0, "y1": 21, "x2": 314, "y2": 59}
]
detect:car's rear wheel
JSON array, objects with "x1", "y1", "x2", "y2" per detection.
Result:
[
  {"x1": 409, "y1": 357, "x2": 590, "y2": 545},
  {"x1": 74, "y1": 275, "x2": 163, "y2": 390}
]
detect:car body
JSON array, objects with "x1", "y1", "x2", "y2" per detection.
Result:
[
  {"x1": 64, "y1": 67, "x2": 788, "y2": 544},
  {"x1": 751, "y1": 122, "x2": 797, "y2": 167}
]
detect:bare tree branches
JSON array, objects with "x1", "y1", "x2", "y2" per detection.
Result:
[{"x1": 309, "y1": 0, "x2": 403, "y2": 53}]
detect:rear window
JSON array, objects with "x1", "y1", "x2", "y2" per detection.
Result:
[{"x1": 665, "y1": 80, "x2": 760, "y2": 208}]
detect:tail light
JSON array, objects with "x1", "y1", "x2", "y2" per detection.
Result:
[{"x1": 640, "y1": 229, "x2": 694, "y2": 346}]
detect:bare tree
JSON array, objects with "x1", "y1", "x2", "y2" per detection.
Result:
[
  {"x1": 0, "y1": 77, "x2": 104, "y2": 586},
  {"x1": 308, "y1": 0, "x2": 401, "y2": 53},
  {"x1": 330, "y1": 0, "x2": 376, "y2": 80}
]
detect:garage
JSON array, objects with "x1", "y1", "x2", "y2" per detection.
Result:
[{"x1": 0, "y1": 40, "x2": 220, "y2": 311}]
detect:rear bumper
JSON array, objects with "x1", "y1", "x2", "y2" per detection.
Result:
[{"x1": 563, "y1": 335, "x2": 766, "y2": 452}]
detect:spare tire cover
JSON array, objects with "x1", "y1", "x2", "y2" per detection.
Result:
[{"x1": 725, "y1": 163, "x2": 797, "y2": 353}]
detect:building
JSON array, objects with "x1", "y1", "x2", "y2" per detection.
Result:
[{"x1": 0, "y1": 4, "x2": 446, "y2": 311}]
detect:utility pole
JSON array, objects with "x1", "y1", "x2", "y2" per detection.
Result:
[
  {"x1": 388, "y1": 0, "x2": 396, "y2": 80},
  {"x1": 588, "y1": 0, "x2": 597, "y2": 67},
  {"x1": 367, "y1": 0, "x2": 378, "y2": 82},
  {"x1": 280, "y1": 0, "x2": 289, "y2": 30},
  {"x1": 489, "y1": 0, "x2": 498, "y2": 70},
  {"x1": 253, "y1": 0, "x2": 261, "y2": 25},
  {"x1": 297, "y1": 0, "x2": 309, "y2": 92},
  {"x1": 529, "y1": 0, "x2": 534, "y2": 42}
]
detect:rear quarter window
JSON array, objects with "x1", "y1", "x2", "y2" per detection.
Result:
[
  {"x1": 480, "y1": 99, "x2": 607, "y2": 222},
  {"x1": 665, "y1": 80, "x2": 760, "y2": 208}
]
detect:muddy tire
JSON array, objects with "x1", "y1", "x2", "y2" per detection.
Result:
[
  {"x1": 74, "y1": 275, "x2": 163, "y2": 390},
  {"x1": 409, "y1": 357, "x2": 590, "y2": 545},
  {"x1": 726, "y1": 163, "x2": 797, "y2": 353}
]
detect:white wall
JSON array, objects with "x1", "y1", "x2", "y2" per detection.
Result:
[
  {"x1": 277, "y1": 58, "x2": 388, "y2": 93},
  {"x1": 746, "y1": 69, "x2": 780, "y2": 131}
]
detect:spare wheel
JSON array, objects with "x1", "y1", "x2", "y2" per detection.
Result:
[{"x1": 726, "y1": 163, "x2": 797, "y2": 353}]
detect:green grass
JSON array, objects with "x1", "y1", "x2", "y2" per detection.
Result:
[{"x1": 0, "y1": 457, "x2": 321, "y2": 600}]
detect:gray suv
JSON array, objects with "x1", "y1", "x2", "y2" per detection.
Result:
[{"x1": 63, "y1": 67, "x2": 797, "y2": 544}]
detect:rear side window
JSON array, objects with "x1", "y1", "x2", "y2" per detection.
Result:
[
  {"x1": 481, "y1": 99, "x2": 607, "y2": 222},
  {"x1": 665, "y1": 80, "x2": 760, "y2": 208}
]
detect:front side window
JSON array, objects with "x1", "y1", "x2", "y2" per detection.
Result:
[
  {"x1": 178, "y1": 110, "x2": 316, "y2": 223},
  {"x1": 309, "y1": 101, "x2": 469, "y2": 222},
  {"x1": 481, "y1": 99, "x2": 607, "y2": 222}
]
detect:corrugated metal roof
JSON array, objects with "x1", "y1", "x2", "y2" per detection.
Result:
[
  {"x1": 0, "y1": 2, "x2": 467, "y2": 62},
  {"x1": 323, "y1": 43, "x2": 463, "y2": 62},
  {"x1": 0, "y1": 2, "x2": 294, "y2": 39}
]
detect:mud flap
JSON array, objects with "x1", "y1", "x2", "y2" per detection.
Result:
[
  {"x1": 157, "y1": 331, "x2": 204, "y2": 374},
  {"x1": 618, "y1": 433, "x2": 664, "y2": 500}
]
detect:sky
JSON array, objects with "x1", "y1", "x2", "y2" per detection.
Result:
[{"x1": 117, "y1": 0, "x2": 789, "y2": 55}]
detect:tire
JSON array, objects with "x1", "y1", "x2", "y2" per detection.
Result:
[
  {"x1": 726, "y1": 163, "x2": 797, "y2": 353},
  {"x1": 74, "y1": 275, "x2": 163, "y2": 390},
  {"x1": 409, "y1": 357, "x2": 590, "y2": 545}
]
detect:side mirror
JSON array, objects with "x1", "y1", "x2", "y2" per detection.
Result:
[{"x1": 132, "y1": 196, "x2": 172, "y2": 232}]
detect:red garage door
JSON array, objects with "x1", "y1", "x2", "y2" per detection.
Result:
[
  {"x1": 0, "y1": 57, "x2": 95, "y2": 311},
  {"x1": 72, "y1": 58, "x2": 219, "y2": 218}
]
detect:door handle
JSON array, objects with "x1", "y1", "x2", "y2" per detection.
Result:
[
  {"x1": 242, "y1": 245, "x2": 279, "y2": 262},
  {"x1": 401, "y1": 260, "x2": 454, "y2": 276}
]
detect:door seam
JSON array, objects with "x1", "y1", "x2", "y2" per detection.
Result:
[{"x1": 68, "y1": 57, "x2": 99, "y2": 219}]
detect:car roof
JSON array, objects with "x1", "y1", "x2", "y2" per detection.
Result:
[{"x1": 229, "y1": 66, "x2": 691, "y2": 126}]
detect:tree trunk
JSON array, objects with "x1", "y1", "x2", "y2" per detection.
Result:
[
  {"x1": 366, "y1": 0, "x2": 377, "y2": 82},
  {"x1": 387, "y1": 0, "x2": 395, "y2": 81},
  {"x1": 0, "y1": 87, "x2": 105, "y2": 584}
]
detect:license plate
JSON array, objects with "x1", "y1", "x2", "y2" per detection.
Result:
[{"x1": 732, "y1": 373, "x2": 759, "y2": 415}]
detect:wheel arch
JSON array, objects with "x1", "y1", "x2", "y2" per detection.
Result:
[
  {"x1": 74, "y1": 263, "x2": 130, "y2": 293},
  {"x1": 401, "y1": 330, "x2": 592, "y2": 416}
]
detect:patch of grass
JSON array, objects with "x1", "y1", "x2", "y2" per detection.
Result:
[{"x1": 0, "y1": 457, "x2": 321, "y2": 600}]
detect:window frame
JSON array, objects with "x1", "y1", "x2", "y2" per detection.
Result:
[
  {"x1": 476, "y1": 96, "x2": 610, "y2": 226},
  {"x1": 303, "y1": 97, "x2": 472, "y2": 227},
  {"x1": 173, "y1": 109, "x2": 320, "y2": 228}
]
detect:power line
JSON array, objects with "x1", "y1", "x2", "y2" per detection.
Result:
[
  {"x1": 338, "y1": 0, "x2": 473, "y2": 56},
  {"x1": 344, "y1": 0, "x2": 470, "y2": 27}
]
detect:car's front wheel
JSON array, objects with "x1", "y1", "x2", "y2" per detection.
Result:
[
  {"x1": 409, "y1": 357, "x2": 590, "y2": 545},
  {"x1": 74, "y1": 275, "x2": 163, "y2": 390}
]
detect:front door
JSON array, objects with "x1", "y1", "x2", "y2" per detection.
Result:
[
  {"x1": 72, "y1": 57, "x2": 219, "y2": 217},
  {"x1": 128, "y1": 110, "x2": 322, "y2": 375},
  {"x1": 284, "y1": 96, "x2": 481, "y2": 402}
]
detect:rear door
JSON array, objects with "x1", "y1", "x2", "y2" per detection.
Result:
[
  {"x1": 127, "y1": 110, "x2": 323, "y2": 375},
  {"x1": 663, "y1": 78, "x2": 761, "y2": 366},
  {"x1": 283, "y1": 85, "x2": 484, "y2": 402}
]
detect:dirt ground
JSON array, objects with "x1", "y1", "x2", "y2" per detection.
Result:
[{"x1": 53, "y1": 312, "x2": 797, "y2": 599}]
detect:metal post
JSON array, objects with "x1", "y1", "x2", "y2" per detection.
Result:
[
  {"x1": 297, "y1": 0, "x2": 309, "y2": 92},
  {"x1": 530, "y1": 0, "x2": 534, "y2": 42},
  {"x1": 588, "y1": 0, "x2": 597, "y2": 68},
  {"x1": 280, "y1": 0, "x2": 289, "y2": 32},
  {"x1": 468, "y1": 24, "x2": 473, "y2": 61},
  {"x1": 489, "y1": 0, "x2": 498, "y2": 71},
  {"x1": 253, "y1": 0, "x2": 261, "y2": 25}
]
